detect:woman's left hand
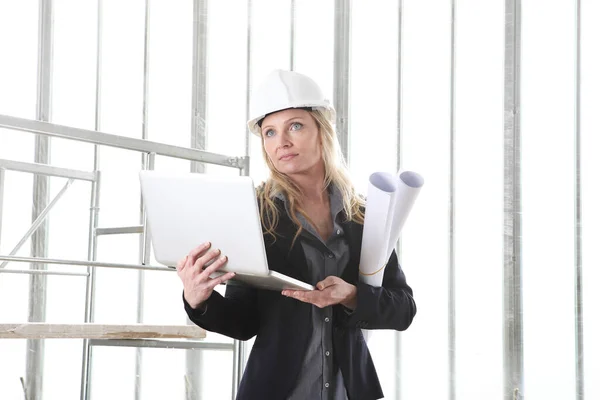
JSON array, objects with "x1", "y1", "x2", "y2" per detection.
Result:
[{"x1": 282, "y1": 276, "x2": 357, "y2": 310}]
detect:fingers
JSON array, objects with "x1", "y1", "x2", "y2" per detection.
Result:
[
  {"x1": 316, "y1": 276, "x2": 339, "y2": 290},
  {"x1": 199, "y1": 253, "x2": 228, "y2": 280},
  {"x1": 283, "y1": 290, "x2": 328, "y2": 308},
  {"x1": 207, "y1": 272, "x2": 236, "y2": 290},
  {"x1": 192, "y1": 249, "x2": 221, "y2": 275},
  {"x1": 283, "y1": 290, "x2": 309, "y2": 301},
  {"x1": 176, "y1": 256, "x2": 187, "y2": 272},
  {"x1": 187, "y1": 242, "x2": 212, "y2": 266}
]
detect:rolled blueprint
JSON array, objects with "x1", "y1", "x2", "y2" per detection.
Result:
[{"x1": 359, "y1": 170, "x2": 424, "y2": 287}]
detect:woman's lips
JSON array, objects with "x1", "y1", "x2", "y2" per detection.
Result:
[{"x1": 279, "y1": 154, "x2": 297, "y2": 161}]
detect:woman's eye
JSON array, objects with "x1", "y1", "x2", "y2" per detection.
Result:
[
  {"x1": 290, "y1": 122, "x2": 302, "y2": 131},
  {"x1": 264, "y1": 129, "x2": 275, "y2": 138}
]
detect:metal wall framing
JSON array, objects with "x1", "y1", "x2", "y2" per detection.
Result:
[
  {"x1": 574, "y1": 0, "x2": 584, "y2": 398},
  {"x1": 244, "y1": 0, "x2": 253, "y2": 163},
  {"x1": 333, "y1": 0, "x2": 351, "y2": 162},
  {"x1": 448, "y1": 1, "x2": 457, "y2": 400},
  {"x1": 503, "y1": 0, "x2": 524, "y2": 399},
  {"x1": 394, "y1": 1, "x2": 404, "y2": 399},
  {"x1": 290, "y1": 0, "x2": 296, "y2": 71}
]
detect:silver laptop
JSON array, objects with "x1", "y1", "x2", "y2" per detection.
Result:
[{"x1": 139, "y1": 170, "x2": 313, "y2": 291}]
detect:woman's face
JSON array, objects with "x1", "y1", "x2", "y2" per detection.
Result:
[{"x1": 261, "y1": 108, "x2": 323, "y2": 177}]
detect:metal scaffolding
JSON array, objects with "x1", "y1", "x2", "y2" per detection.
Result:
[
  {"x1": 0, "y1": 14, "x2": 251, "y2": 400},
  {"x1": 0, "y1": 113, "x2": 249, "y2": 400}
]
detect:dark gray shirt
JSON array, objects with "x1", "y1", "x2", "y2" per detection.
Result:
[{"x1": 276, "y1": 186, "x2": 350, "y2": 400}]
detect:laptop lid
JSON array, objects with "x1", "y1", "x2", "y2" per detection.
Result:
[{"x1": 139, "y1": 170, "x2": 270, "y2": 276}]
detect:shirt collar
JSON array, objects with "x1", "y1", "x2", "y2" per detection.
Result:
[{"x1": 274, "y1": 183, "x2": 345, "y2": 219}]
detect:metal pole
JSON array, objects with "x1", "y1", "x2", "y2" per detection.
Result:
[
  {"x1": 448, "y1": 1, "x2": 457, "y2": 400},
  {"x1": 0, "y1": 114, "x2": 246, "y2": 169},
  {"x1": 503, "y1": 1, "x2": 523, "y2": 399},
  {"x1": 191, "y1": 0, "x2": 208, "y2": 175},
  {"x1": 80, "y1": 169, "x2": 100, "y2": 400},
  {"x1": 134, "y1": 0, "x2": 152, "y2": 396},
  {"x1": 27, "y1": 0, "x2": 53, "y2": 398},
  {"x1": 81, "y1": 0, "x2": 103, "y2": 397},
  {"x1": 187, "y1": 1, "x2": 209, "y2": 398},
  {"x1": 232, "y1": 2, "x2": 254, "y2": 397},
  {"x1": 90, "y1": 339, "x2": 234, "y2": 351},
  {"x1": 574, "y1": 0, "x2": 584, "y2": 398},
  {"x1": 290, "y1": 0, "x2": 296, "y2": 71},
  {"x1": 244, "y1": 0, "x2": 252, "y2": 162},
  {"x1": 0, "y1": 159, "x2": 96, "y2": 181},
  {"x1": 0, "y1": 255, "x2": 175, "y2": 272},
  {"x1": 0, "y1": 269, "x2": 88, "y2": 277},
  {"x1": 134, "y1": 154, "x2": 154, "y2": 400},
  {"x1": 333, "y1": 0, "x2": 351, "y2": 162},
  {"x1": 232, "y1": 340, "x2": 243, "y2": 399},
  {"x1": 394, "y1": 1, "x2": 404, "y2": 398}
]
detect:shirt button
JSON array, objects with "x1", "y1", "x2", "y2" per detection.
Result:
[
  {"x1": 326, "y1": 351, "x2": 330, "y2": 357},
  {"x1": 336, "y1": 229, "x2": 341, "y2": 235},
  {"x1": 327, "y1": 253, "x2": 334, "y2": 259},
  {"x1": 325, "y1": 383, "x2": 330, "y2": 388},
  {"x1": 324, "y1": 317, "x2": 330, "y2": 323}
]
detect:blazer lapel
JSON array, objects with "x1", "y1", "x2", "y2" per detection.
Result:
[{"x1": 340, "y1": 219, "x2": 363, "y2": 285}]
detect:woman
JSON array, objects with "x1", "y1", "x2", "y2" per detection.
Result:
[{"x1": 177, "y1": 69, "x2": 416, "y2": 400}]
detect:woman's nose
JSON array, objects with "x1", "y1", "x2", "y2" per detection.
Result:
[{"x1": 276, "y1": 132, "x2": 291, "y2": 148}]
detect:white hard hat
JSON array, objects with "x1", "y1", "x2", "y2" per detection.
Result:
[{"x1": 247, "y1": 69, "x2": 336, "y2": 136}]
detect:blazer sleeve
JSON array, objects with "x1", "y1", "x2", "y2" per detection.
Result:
[
  {"x1": 183, "y1": 283, "x2": 260, "y2": 341},
  {"x1": 342, "y1": 250, "x2": 416, "y2": 331}
]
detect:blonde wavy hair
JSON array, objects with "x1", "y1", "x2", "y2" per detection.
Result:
[{"x1": 256, "y1": 109, "x2": 365, "y2": 244}]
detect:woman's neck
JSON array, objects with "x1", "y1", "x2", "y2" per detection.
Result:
[{"x1": 289, "y1": 169, "x2": 328, "y2": 206}]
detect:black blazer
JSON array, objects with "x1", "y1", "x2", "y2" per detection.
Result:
[{"x1": 184, "y1": 201, "x2": 416, "y2": 400}]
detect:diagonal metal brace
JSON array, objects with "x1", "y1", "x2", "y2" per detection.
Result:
[{"x1": 0, "y1": 178, "x2": 74, "y2": 269}]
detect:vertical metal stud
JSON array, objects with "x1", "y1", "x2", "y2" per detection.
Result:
[
  {"x1": 448, "y1": 0, "x2": 457, "y2": 399},
  {"x1": 191, "y1": 0, "x2": 208, "y2": 175},
  {"x1": 244, "y1": 0, "x2": 253, "y2": 162},
  {"x1": 290, "y1": 0, "x2": 296, "y2": 71},
  {"x1": 333, "y1": 0, "x2": 351, "y2": 162},
  {"x1": 503, "y1": 1, "x2": 524, "y2": 399},
  {"x1": 187, "y1": 1, "x2": 209, "y2": 397},
  {"x1": 574, "y1": 0, "x2": 584, "y2": 399},
  {"x1": 394, "y1": 0, "x2": 404, "y2": 398},
  {"x1": 133, "y1": 0, "x2": 153, "y2": 398}
]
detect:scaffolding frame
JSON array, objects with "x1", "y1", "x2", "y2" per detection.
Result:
[{"x1": 0, "y1": 114, "x2": 249, "y2": 400}]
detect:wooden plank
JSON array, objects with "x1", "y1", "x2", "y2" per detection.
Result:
[{"x1": 0, "y1": 323, "x2": 206, "y2": 339}]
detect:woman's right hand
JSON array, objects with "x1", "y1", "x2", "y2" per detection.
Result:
[{"x1": 176, "y1": 241, "x2": 236, "y2": 309}]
